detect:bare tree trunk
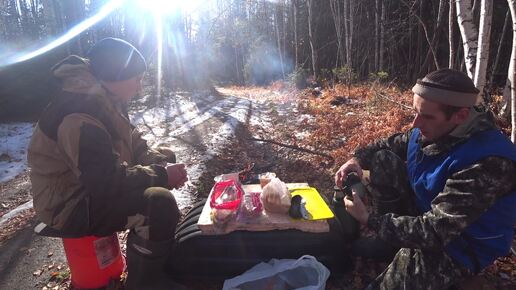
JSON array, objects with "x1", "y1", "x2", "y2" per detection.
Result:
[
  {"x1": 275, "y1": 3, "x2": 285, "y2": 79},
  {"x1": 42, "y1": 0, "x2": 59, "y2": 36},
  {"x1": 379, "y1": 0, "x2": 385, "y2": 71},
  {"x1": 402, "y1": 0, "x2": 438, "y2": 72},
  {"x1": 490, "y1": 11, "x2": 509, "y2": 89},
  {"x1": 348, "y1": 0, "x2": 353, "y2": 67},
  {"x1": 408, "y1": 12, "x2": 413, "y2": 79},
  {"x1": 235, "y1": 46, "x2": 240, "y2": 84},
  {"x1": 507, "y1": 0, "x2": 516, "y2": 142},
  {"x1": 329, "y1": 0, "x2": 344, "y2": 67},
  {"x1": 293, "y1": 0, "x2": 299, "y2": 70},
  {"x1": 343, "y1": 0, "x2": 349, "y2": 66},
  {"x1": 473, "y1": 0, "x2": 492, "y2": 104},
  {"x1": 420, "y1": 0, "x2": 446, "y2": 73},
  {"x1": 449, "y1": 0, "x2": 456, "y2": 68},
  {"x1": 375, "y1": 0, "x2": 380, "y2": 71},
  {"x1": 307, "y1": 0, "x2": 318, "y2": 80},
  {"x1": 456, "y1": 0, "x2": 478, "y2": 79}
]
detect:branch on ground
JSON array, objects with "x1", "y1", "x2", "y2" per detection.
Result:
[
  {"x1": 375, "y1": 93, "x2": 412, "y2": 110},
  {"x1": 248, "y1": 137, "x2": 334, "y2": 162}
]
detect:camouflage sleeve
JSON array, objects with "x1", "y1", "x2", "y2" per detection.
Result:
[
  {"x1": 367, "y1": 156, "x2": 516, "y2": 250},
  {"x1": 353, "y1": 129, "x2": 414, "y2": 170}
]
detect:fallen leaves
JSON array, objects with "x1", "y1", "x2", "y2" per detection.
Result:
[
  {"x1": 33, "y1": 264, "x2": 71, "y2": 290},
  {"x1": 0, "y1": 208, "x2": 35, "y2": 246}
]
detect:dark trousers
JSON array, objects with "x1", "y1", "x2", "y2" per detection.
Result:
[{"x1": 62, "y1": 187, "x2": 180, "y2": 241}]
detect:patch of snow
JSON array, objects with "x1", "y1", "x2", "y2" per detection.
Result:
[
  {"x1": 170, "y1": 185, "x2": 193, "y2": 210},
  {"x1": 0, "y1": 200, "x2": 33, "y2": 225},
  {"x1": 295, "y1": 131, "x2": 310, "y2": 140},
  {"x1": 127, "y1": 93, "x2": 301, "y2": 204},
  {"x1": 297, "y1": 114, "x2": 315, "y2": 125},
  {"x1": 0, "y1": 123, "x2": 34, "y2": 183},
  {"x1": 130, "y1": 95, "x2": 274, "y2": 147}
]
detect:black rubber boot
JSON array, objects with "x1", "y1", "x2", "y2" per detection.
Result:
[
  {"x1": 331, "y1": 194, "x2": 360, "y2": 242},
  {"x1": 126, "y1": 232, "x2": 187, "y2": 290}
]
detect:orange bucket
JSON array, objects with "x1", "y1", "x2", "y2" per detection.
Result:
[{"x1": 62, "y1": 233, "x2": 125, "y2": 289}]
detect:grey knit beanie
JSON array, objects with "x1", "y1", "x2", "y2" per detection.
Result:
[
  {"x1": 87, "y1": 37, "x2": 146, "y2": 82},
  {"x1": 412, "y1": 69, "x2": 479, "y2": 107}
]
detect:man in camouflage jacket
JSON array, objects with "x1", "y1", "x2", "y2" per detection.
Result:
[
  {"x1": 28, "y1": 38, "x2": 187, "y2": 289},
  {"x1": 335, "y1": 69, "x2": 516, "y2": 289}
]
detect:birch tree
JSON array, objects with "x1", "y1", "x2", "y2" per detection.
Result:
[
  {"x1": 449, "y1": 0, "x2": 456, "y2": 68},
  {"x1": 497, "y1": 11, "x2": 511, "y2": 119},
  {"x1": 456, "y1": 0, "x2": 478, "y2": 79},
  {"x1": 473, "y1": 0, "x2": 492, "y2": 104}
]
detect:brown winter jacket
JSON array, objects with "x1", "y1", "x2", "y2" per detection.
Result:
[{"x1": 28, "y1": 56, "x2": 174, "y2": 230}]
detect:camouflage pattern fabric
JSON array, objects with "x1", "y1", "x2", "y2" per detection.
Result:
[
  {"x1": 365, "y1": 248, "x2": 470, "y2": 290},
  {"x1": 351, "y1": 111, "x2": 516, "y2": 289},
  {"x1": 365, "y1": 149, "x2": 416, "y2": 216}
]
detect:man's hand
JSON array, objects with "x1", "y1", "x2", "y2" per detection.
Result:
[
  {"x1": 335, "y1": 158, "x2": 363, "y2": 188},
  {"x1": 344, "y1": 191, "x2": 369, "y2": 226},
  {"x1": 166, "y1": 163, "x2": 188, "y2": 189}
]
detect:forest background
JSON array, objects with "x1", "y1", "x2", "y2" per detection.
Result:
[{"x1": 0, "y1": 0, "x2": 515, "y2": 140}]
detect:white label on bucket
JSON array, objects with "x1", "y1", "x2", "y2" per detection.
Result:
[{"x1": 94, "y1": 235, "x2": 120, "y2": 269}]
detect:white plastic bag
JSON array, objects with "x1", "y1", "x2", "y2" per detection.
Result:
[
  {"x1": 261, "y1": 177, "x2": 291, "y2": 214},
  {"x1": 222, "y1": 255, "x2": 330, "y2": 290}
]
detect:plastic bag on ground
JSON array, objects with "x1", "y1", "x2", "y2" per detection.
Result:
[{"x1": 222, "y1": 255, "x2": 330, "y2": 290}]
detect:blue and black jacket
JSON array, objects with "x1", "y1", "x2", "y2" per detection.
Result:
[{"x1": 407, "y1": 128, "x2": 516, "y2": 272}]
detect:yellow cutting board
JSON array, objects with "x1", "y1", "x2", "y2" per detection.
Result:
[{"x1": 290, "y1": 187, "x2": 334, "y2": 220}]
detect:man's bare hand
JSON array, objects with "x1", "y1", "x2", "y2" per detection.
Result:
[
  {"x1": 344, "y1": 191, "x2": 369, "y2": 226},
  {"x1": 166, "y1": 163, "x2": 188, "y2": 189},
  {"x1": 335, "y1": 158, "x2": 363, "y2": 187}
]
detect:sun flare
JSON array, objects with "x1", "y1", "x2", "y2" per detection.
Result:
[{"x1": 134, "y1": 0, "x2": 204, "y2": 15}]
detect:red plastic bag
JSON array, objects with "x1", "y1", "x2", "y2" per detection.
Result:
[{"x1": 210, "y1": 180, "x2": 244, "y2": 210}]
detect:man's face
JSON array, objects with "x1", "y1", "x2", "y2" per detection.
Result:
[
  {"x1": 412, "y1": 94, "x2": 461, "y2": 142},
  {"x1": 104, "y1": 74, "x2": 143, "y2": 103}
]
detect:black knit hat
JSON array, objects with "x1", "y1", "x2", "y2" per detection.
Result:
[
  {"x1": 412, "y1": 69, "x2": 479, "y2": 107},
  {"x1": 87, "y1": 38, "x2": 146, "y2": 82}
]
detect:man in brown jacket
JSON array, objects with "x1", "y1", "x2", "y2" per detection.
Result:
[{"x1": 28, "y1": 38, "x2": 187, "y2": 289}]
